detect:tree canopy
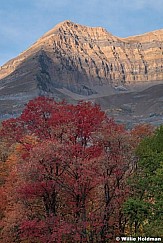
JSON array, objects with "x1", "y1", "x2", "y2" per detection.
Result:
[{"x1": 0, "y1": 97, "x2": 161, "y2": 242}]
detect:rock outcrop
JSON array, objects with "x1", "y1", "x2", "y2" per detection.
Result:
[
  {"x1": 0, "y1": 20, "x2": 163, "y2": 125},
  {"x1": 0, "y1": 20, "x2": 163, "y2": 96}
]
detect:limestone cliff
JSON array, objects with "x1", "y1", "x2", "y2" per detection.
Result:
[
  {"x1": 0, "y1": 20, "x2": 162, "y2": 97},
  {"x1": 0, "y1": 21, "x2": 163, "y2": 125}
]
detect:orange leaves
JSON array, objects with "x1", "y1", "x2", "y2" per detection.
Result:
[{"x1": 131, "y1": 123, "x2": 154, "y2": 144}]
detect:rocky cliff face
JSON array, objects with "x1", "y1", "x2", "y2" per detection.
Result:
[
  {"x1": 0, "y1": 20, "x2": 163, "y2": 125},
  {"x1": 0, "y1": 20, "x2": 163, "y2": 96}
]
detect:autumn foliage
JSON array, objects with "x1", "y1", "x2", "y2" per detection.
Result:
[{"x1": 0, "y1": 97, "x2": 142, "y2": 242}]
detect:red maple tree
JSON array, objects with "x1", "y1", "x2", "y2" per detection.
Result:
[{"x1": 0, "y1": 97, "x2": 134, "y2": 242}]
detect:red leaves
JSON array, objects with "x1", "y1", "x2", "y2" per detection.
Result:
[
  {"x1": 21, "y1": 217, "x2": 76, "y2": 243},
  {"x1": 1, "y1": 118, "x2": 25, "y2": 144},
  {"x1": 0, "y1": 97, "x2": 134, "y2": 242},
  {"x1": 75, "y1": 101, "x2": 106, "y2": 137}
]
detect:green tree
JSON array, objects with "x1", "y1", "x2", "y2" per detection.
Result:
[{"x1": 123, "y1": 125, "x2": 163, "y2": 237}]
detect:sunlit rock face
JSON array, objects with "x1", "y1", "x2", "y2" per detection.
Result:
[{"x1": 0, "y1": 21, "x2": 163, "y2": 125}]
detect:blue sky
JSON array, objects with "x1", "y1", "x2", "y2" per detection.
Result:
[{"x1": 0, "y1": 0, "x2": 163, "y2": 66}]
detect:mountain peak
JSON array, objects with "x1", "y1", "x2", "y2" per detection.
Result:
[
  {"x1": 41, "y1": 20, "x2": 109, "y2": 39},
  {"x1": 51, "y1": 20, "x2": 76, "y2": 30},
  {"x1": 41, "y1": 20, "x2": 79, "y2": 39},
  {"x1": 57, "y1": 20, "x2": 76, "y2": 27},
  {"x1": 55, "y1": 20, "x2": 106, "y2": 30},
  {"x1": 0, "y1": 21, "x2": 163, "y2": 125}
]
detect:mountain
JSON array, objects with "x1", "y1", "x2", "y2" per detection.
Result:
[{"x1": 0, "y1": 20, "x2": 163, "y2": 126}]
